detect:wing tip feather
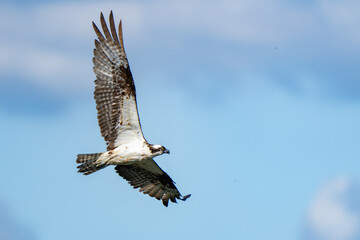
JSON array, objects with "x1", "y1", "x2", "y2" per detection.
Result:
[
  {"x1": 162, "y1": 198, "x2": 169, "y2": 207},
  {"x1": 180, "y1": 194, "x2": 191, "y2": 201},
  {"x1": 109, "y1": 10, "x2": 120, "y2": 45}
]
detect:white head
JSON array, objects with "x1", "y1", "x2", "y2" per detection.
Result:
[{"x1": 149, "y1": 144, "x2": 170, "y2": 157}]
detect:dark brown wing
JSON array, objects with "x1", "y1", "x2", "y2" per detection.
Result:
[
  {"x1": 93, "y1": 11, "x2": 145, "y2": 150},
  {"x1": 115, "y1": 159, "x2": 191, "y2": 207}
]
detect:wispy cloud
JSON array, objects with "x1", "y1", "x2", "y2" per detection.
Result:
[
  {"x1": 304, "y1": 177, "x2": 360, "y2": 240},
  {"x1": 0, "y1": 200, "x2": 35, "y2": 240},
  {"x1": 0, "y1": 0, "x2": 359, "y2": 114},
  {"x1": 319, "y1": 0, "x2": 360, "y2": 44}
]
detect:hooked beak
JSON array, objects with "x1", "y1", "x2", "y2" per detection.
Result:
[{"x1": 164, "y1": 149, "x2": 170, "y2": 154}]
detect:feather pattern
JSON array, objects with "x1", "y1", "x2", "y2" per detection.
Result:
[
  {"x1": 93, "y1": 11, "x2": 144, "y2": 150},
  {"x1": 115, "y1": 159, "x2": 191, "y2": 207}
]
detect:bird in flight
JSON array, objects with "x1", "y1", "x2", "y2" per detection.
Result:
[{"x1": 76, "y1": 11, "x2": 190, "y2": 207}]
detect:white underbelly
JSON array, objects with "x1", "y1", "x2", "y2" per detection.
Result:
[
  {"x1": 108, "y1": 153, "x2": 147, "y2": 165},
  {"x1": 105, "y1": 143, "x2": 150, "y2": 165}
]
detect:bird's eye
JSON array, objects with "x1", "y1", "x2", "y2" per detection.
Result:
[{"x1": 161, "y1": 147, "x2": 165, "y2": 151}]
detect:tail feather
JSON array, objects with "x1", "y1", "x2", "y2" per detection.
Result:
[
  {"x1": 76, "y1": 153, "x2": 103, "y2": 163},
  {"x1": 76, "y1": 153, "x2": 105, "y2": 175}
]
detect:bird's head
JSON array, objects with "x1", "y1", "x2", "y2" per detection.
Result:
[{"x1": 149, "y1": 144, "x2": 170, "y2": 157}]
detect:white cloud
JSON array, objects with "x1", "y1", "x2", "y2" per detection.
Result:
[
  {"x1": 0, "y1": 0, "x2": 359, "y2": 95},
  {"x1": 319, "y1": 0, "x2": 360, "y2": 44},
  {"x1": 0, "y1": 2, "x2": 145, "y2": 95},
  {"x1": 305, "y1": 177, "x2": 360, "y2": 240},
  {"x1": 0, "y1": 43, "x2": 89, "y2": 92}
]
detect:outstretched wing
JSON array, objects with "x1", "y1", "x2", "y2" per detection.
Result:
[
  {"x1": 93, "y1": 11, "x2": 144, "y2": 150},
  {"x1": 115, "y1": 159, "x2": 191, "y2": 207}
]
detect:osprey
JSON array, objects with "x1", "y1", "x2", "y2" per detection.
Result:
[{"x1": 76, "y1": 12, "x2": 190, "y2": 207}]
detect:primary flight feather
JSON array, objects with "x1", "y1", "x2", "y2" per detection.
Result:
[{"x1": 76, "y1": 11, "x2": 190, "y2": 207}]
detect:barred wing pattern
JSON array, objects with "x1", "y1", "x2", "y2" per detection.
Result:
[
  {"x1": 115, "y1": 159, "x2": 191, "y2": 207},
  {"x1": 93, "y1": 12, "x2": 144, "y2": 150}
]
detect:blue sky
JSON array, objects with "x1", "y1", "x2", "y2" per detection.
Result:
[{"x1": 1, "y1": 0, "x2": 360, "y2": 240}]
